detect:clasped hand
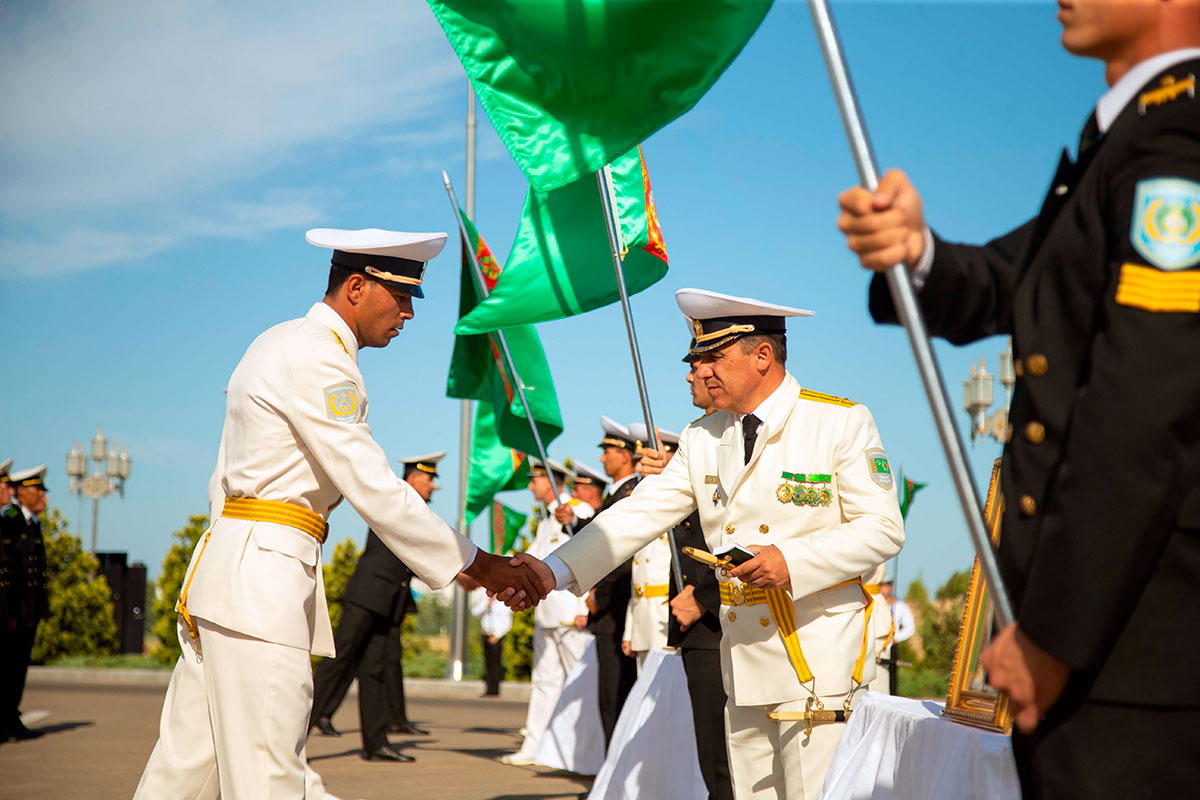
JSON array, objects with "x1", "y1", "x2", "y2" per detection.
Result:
[{"x1": 463, "y1": 551, "x2": 556, "y2": 611}]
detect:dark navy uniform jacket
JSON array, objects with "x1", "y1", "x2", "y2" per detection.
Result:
[{"x1": 870, "y1": 58, "x2": 1200, "y2": 706}]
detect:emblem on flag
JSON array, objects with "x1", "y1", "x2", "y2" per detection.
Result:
[{"x1": 1130, "y1": 178, "x2": 1200, "y2": 271}]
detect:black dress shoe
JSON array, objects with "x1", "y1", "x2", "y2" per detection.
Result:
[
  {"x1": 312, "y1": 717, "x2": 340, "y2": 737},
  {"x1": 5, "y1": 722, "x2": 43, "y2": 741},
  {"x1": 387, "y1": 721, "x2": 429, "y2": 735},
  {"x1": 361, "y1": 743, "x2": 416, "y2": 762}
]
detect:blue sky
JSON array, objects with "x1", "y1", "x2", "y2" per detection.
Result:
[{"x1": 1, "y1": 1, "x2": 1103, "y2": 595}]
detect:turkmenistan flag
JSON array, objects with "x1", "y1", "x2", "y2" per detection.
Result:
[
  {"x1": 900, "y1": 477, "x2": 927, "y2": 520},
  {"x1": 491, "y1": 501, "x2": 528, "y2": 556},
  {"x1": 455, "y1": 146, "x2": 668, "y2": 335},
  {"x1": 427, "y1": 0, "x2": 774, "y2": 192},
  {"x1": 465, "y1": 403, "x2": 530, "y2": 524},
  {"x1": 446, "y1": 209, "x2": 563, "y2": 454}
]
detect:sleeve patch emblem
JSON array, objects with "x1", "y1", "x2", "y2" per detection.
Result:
[
  {"x1": 324, "y1": 382, "x2": 359, "y2": 423},
  {"x1": 1131, "y1": 178, "x2": 1200, "y2": 270},
  {"x1": 866, "y1": 448, "x2": 893, "y2": 490}
]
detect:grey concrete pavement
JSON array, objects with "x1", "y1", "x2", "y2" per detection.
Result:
[{"x1": 0, "y1": 681, "x2": 589, "y2": 800}]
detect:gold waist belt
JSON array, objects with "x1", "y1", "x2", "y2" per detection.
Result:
[
  {"x1": 719, "y1": 577, "x2": 874, "y2": 688},
  {"x1": 176, "y1": 497, "x2": 328, "y2": 653},
  {"x1": 219, "y1": 496, "x2": 329, "y2": 543},
  {"x1": 634, "y1": 583, "x2": 670, "y2": 599}
]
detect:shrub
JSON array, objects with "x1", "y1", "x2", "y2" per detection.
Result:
[{"x1": 32, "y1": 509, "x2": 117, "y2": 663}]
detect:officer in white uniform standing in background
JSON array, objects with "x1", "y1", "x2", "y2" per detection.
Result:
[
  {"x1": 134, "y1": 227, "x2": 545, "y2": 800},
  {"x1": 522, "y1": 289, "x2": 904, "y2": 800},
  {"x1": 503, "y1": 458, "x2": 593, "y2": 766}
]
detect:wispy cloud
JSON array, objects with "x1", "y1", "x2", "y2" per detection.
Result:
[{"x1": 0, "y1": 0, "x2": 465, "y2": 277}]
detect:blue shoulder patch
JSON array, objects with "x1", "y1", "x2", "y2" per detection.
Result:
[{"x1": 1131, "y1": 178, "x2": 1200, "y2": 270}]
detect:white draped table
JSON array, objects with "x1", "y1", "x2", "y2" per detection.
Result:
[{"x1": 819, "y1": 692, "x2": 1020, "y2": 800}]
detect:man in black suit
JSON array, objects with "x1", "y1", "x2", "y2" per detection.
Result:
[
  {"x1": 554, "y1": 417, "x2": 639, "y2": 746},
  {"x1": 838, "y1": 4, "x2": 1200, "y2": 796},
  {"x1": 309, "y1": 452, "x2": 443, "y2": 762},
  {"x1": 0, "y1": 465, "x2": 48, "y2": 743}
]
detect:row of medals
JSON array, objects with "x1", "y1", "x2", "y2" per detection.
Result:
[{"x1": 776, "y1": 480, "x2": 832, "y2": 507}]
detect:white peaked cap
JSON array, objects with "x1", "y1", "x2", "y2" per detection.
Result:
[{"x1": 306, "y1": 229, "x2": 448, "y2": 261}]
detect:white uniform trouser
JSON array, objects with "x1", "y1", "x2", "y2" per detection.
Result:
[
  {"x1": 516, "y1": 625, "x2": 590, "y2": 758},
  {"x1": 724, "y1": 693, "x2": 854, "y2": 800},
  {"x1": 134, "y1": 617, "x2": 334, "y2": 800}
]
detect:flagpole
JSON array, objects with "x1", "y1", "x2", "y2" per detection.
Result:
[
  {"x1": 442, "y1": 171, "x2": 567, "y2": 507},
  {"x1": 594, "y1": 167, "x2": 685, "y2": 591},
  {"x1": 805, "y1": 0, "x2": 1013, "y2": 628},
  {"x1": 446, "y1": 84, "x2": 479, "y2": 683}
]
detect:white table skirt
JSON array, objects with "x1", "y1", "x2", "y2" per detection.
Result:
[
  {"x1": 587, "y1": 648, "x2": 708, "y2": 799},
  {"x1": 819, "y1": 692, "x2": 1019, "y2": 800}
]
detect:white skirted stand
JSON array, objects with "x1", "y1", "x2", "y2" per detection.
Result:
[
  {"x1": 536, "y1": 639, "x2": 607, "y2": 775},
  {"x1": 819, "y1": 692, "x2": 1019, "y2": 800},
  {"x1": 586, "y1": 648, "x2": 707, "y2": 799}
]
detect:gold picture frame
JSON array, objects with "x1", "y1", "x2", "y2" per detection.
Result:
[{"x1": 942, "y1": 458, "x2": 1012, "y2": 734}]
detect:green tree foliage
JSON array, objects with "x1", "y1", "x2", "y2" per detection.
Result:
[
  {"x1": 32, "y1": 509, "x2": 117, "y2": 663},
  {"x1": 323, "y1": 537, "x2": 360, "y2": 631},
  {"x1": 151, "y1": 515, "x2": 207, "y2": 665},
  {"x1": 503, "y1": 608, "x2": 534, "y2": 681},
  {"x1": 895, "y1": 571, "x2": 969, "y2": 698},
  {"x1": 936, "y1": 569, "x2": 972, "y2": 601}
]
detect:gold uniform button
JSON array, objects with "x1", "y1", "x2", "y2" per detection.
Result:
[
  {"x1": 728, "y1": 611, "x2": 737, "y2": 622},
  {"x1": 1026, "y1": 354, "x2": 1048, "y2": 376},
  {"x1": 759, "y1": 524, "x2": 769, "y2": 534},
  {"x1": 1003, "y1": 423, "x2": 1014, "y2": 444},
  {"x1": 1014, "y1": 358, "x2": 1024, "y2": 378},
  {"x1": 1020, "y1": 494, "x2": 1038, "y2": 516},
  {"x1": 1025, "y1": 421, "x2": 1046, "y2": 444},
  {"x1": 759, "y1": 616, "x2": 770, "y2": 627},
  {"x1": 724, "y1": 524, "x2": 735, "y2": 535}
]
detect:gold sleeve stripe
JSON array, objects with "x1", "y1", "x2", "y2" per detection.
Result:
[
  {"x1": 798, "y1": 388, "x2": 856, "y2": 407},
  {"x1": 1115, "y1": 263, "x2": 1200, "y2": 313}
]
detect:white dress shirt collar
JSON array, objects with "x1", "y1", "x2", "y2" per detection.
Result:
[
  {"x1": 15, "y1": 501, "x2": 35, "y2": 524},
  {"x1": 739, "y1": 375, "x2": 790, "y2": 430},
  {"x1": 1096, "y1": 48, "x2": 1200, "y2": 133},
  {"x1": 308, "y1": 301, "x2": 360, "y2": 364}
]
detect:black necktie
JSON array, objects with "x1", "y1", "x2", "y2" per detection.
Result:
[
  {"x1": 742, "y1": 414, "x2": 762, "y2": 465},
  {"x1": 1077, "y1": 111, "x2": 1101, "y2": 160}
]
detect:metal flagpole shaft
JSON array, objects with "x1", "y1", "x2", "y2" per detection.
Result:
[
  {"x1": 805, "y1": 0, "x2": 1013, "y2": 628},
  {"x1": 442, "y1": 171, "x2": 566, "y2": 505},
  {"x1": 594, "y1": 168, "x2": 685, "y2": 590},
  {"x1": 447, "y1": 85, "x2": 479, "y2": 682}
]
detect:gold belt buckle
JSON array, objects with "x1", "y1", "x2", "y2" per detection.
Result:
[
  {"x1": 634, "y1": 585, "x2": 645, "y2": 598},
  {"x1": 730, "y1": 584, "x2": 745, "y2": 606}
]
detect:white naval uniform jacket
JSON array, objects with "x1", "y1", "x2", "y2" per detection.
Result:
[
  {"x1": 622, "y1": 534, "x2": 671, "y2": 652},
  {"x1": 187, "y1": 302, "x2": 475, "y2": 657},
  {"x1": 550, "y1": 372, "x2": 904, "y2": 705},
  {"x1": 527, "y1": 499, "x2": 593, "y2": 630}
]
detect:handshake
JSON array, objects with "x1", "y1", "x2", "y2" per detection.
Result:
[{"x1": 459, "y1": 551, "x2": 557, "y2": 611}]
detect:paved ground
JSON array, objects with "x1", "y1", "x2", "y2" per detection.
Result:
[{"x1": 0, "y1": 681, "x2": 591, "y2": 800}]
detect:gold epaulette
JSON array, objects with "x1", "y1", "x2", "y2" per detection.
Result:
[
  {"x1": 1138, "y1": 73, "x2": 1196, "y2": 115},
  {"x1": 798, "y1": 388, "x2": 856, "y2": 408}
]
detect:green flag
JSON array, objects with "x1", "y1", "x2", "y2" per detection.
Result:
[
  {"x1": 465, "y1": 402, "x2": 531, "y2": 524},
  {"x1": 900, "y1": 477, "x2": 927, "y2": 520},
  {"x1": 491, "y1": 501, "x2": 529, "y2": 556},
  {"x1": 455, "y1": 146, "x2": 668, "y2": 335},
  {"x1": 427, "y1": 0, "x2": 774, "y2": 192},
  {"x1": 447, "y1": 210, "x2": 563, "y2": 454}
]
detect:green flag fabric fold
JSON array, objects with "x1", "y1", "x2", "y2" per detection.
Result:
[
  {"x1": 447, "y1": 210, "x2": 563, "y2": 454},
  {"x1": 465, "y1": 402, "x2": 530, "y2": 524},
  {"x1": 427, "y1": 0, "x2": 774, "y2": 192},
  {"x1": 900, "y1": 477, "x2": 927, "y2": 520},
  {"x1": 491, "y1": 501, "x2": 529, "y2": 556},
  {"x1": 455, "y1": 146, "x2": 668, "y2": 335}
]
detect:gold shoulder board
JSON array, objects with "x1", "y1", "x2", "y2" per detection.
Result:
[{"x1": 798, "y1": 388, "x2": 856, "y2": 408}]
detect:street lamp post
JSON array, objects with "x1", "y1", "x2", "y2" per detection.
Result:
[
  {"x1": 66, "y1": 426, "x2": 131, "y2": 553},
  {"x1": 962, "y1": 339, "x2": 1017, "y2": 445}
]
